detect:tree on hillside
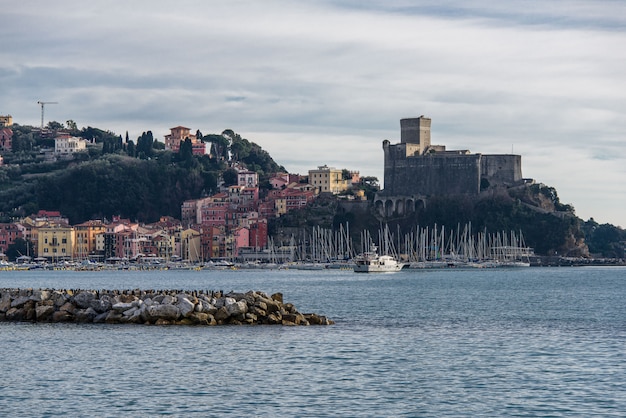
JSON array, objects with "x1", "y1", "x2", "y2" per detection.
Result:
[
  {"x1": 204, "y1": 133, "x2": 229, "y2": 160},
  {"x1": 66, "y1": 120, "x2": 78, "y2": 134},
  {"x1": 582, "y1": 219, "x2": 626, "y2": 258},
  {"x1": 47, "y1": 121, "x2": 64, "y2": 130},
  {"x1": 354, "y1": 176, "x2": 379, "y2": 200},
  {"x1": 225, "y1": 130, "x2": 285, "y2": 175},
  {"x1": 10, "y1": 130, "x2": 35, "y2": 153},
  {"x1": 25, "y1": 154, "x2": 211, "y2": 223},
  {"x1": 222, "y1": 168, "x2": 238, "y2": 186},
  {"x1": 126, "y1": 140, "x2": 135, "y2": 157},
  {"x1": 102, "y1": 135, "x2": 123, "y2": 155},
  {"x1": 179, "y1": 138, "x2": 194, "y2": 166},
  {"x1": 136, "y1": 131, "x2": 154, "y2": 159}
]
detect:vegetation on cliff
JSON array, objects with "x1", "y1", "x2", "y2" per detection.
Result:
[{"x1": 581, "y1": 219, "x2": 626, "y2": 259}]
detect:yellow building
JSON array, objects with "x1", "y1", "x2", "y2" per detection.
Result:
[
  {"x1": 308, "y1": 165, "x2": 350, "y2": 194},
  {"x1": 152, "y1": 232, "x2": 175, "y2": 260},
  {"x1": 38, "y1": 224, "x2": 75, "y2": 261},
  {"x1": 164, "y1": 126, "x2": 196, "y2": 152},
  {"x1": 74, "y1": 220, "x2": 106, "y2": 260},
  {"x1": 274, "y1": 198, "x2": 287, "y2": 216},
  {"x1": 0, "y1": 115, "x2": 12, "y2": 127}
]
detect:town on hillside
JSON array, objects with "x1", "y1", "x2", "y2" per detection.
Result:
[
  {"x1": 1, "y1": 113, "x2": 624, "y2": 267},
  {"x1": 1, "y1": 116, "x2": 369, "y2": 266}
]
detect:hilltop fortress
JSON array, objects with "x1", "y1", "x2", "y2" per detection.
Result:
[{"x1": 376, "y1": 116, "x2": 524, "y2": 216}]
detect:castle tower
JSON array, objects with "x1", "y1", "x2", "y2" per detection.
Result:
[
  {"x1": 400, "y1": 115, "x2": 431, "y2": 155},
  {"x1": 380, "y1": 115, "x2": 523, "y2": 205}
]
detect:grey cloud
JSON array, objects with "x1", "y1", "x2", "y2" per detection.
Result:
[{"x1": 1, "y1": 0, "x2": 625, "y2": 225}]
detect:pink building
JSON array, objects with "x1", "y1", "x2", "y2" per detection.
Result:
[
  {"x1": 248, "y1": 218, "x2": 268, "y2": 250},
  {"x1": 267, "y1": 187, "x2": 316, "y2": 212},
  {"x1": 258, "y1": 201, "x2": 276, "y2": 219},
  {"x1": 200, "y1": 193, "x2": 230, "y2": 228},
  {"x1": 0, "y1": 127, "x2": 12, "y2": 151},
  {"x1": 228, "y1": 185, "x2": 259, "y2": 210},
  {"x1": 164, "y1": 126, "x2": 196, "y2": 152},
  {"x1": 233, "y1": 226, "x2": 250, "y2": 256},
  {"x1": 181, "y1": 197, "x2": 212, "y2": 226},
  {"x1": 164, "y1": 126, "x2": 208, "y2": 156},
  {"x1": 34, "y1": 210, "x2": 69, "y2": 224},
  {"x1": 0, "y1": 223, "x2": 22, "y2": 254}
]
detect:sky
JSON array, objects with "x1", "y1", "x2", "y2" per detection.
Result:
[{"x1": 2, "y1": 0, "x2": 625, "y2": 227}]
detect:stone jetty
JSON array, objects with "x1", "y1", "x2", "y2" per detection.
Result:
[{"x1": 0, "y1": 288, "x2": 334, "y2": 326}]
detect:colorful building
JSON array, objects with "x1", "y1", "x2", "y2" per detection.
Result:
[
  {"x1": 0, "y1": 127, "x2": 12, "y2": 151},
  {"x1": 237, "y1": 170, "x2": 258, "y2": 187},
  {"x1": 74, "y1": 220, "x2": 106, "y2": 260},
  {"x1": 200, "y1": 193, "x2": 230, "y2": 228},
  {"x1": 0, "y1": 223, "x2": 22, "y2": 255},
  {"x1": 0, "y1": 115, "x2": 12, "y2": 127},
  {"x1": 38, "y1": 223, "x2": 75, "y2": 261},
  {"x1": 266, "y1": 186, "x2": 316, "y2": 215},
  {"x1": 164, "y1": 126, "x2": 209, "y2": 155},
  {"x1": 248, "y1": 218, "x2": 268, "y2": 250},
  {"x1": 308, "y1": 165, "x2": 350, "y2": 194}
]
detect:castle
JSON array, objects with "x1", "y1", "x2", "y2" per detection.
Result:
[{"x1": 376, "y1": 116, "x2": 523, "y2": 216}]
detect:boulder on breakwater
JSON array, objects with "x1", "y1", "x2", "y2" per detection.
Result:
[{"x1": 0, "y1": 288, "x2": 334, "y2": 326}]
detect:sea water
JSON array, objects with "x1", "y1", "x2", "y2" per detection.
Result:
[{"x1": 1, "y1": 266, "x2": 625, "y2": 417}]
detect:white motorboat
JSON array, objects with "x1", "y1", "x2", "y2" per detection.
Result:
[{"x1": 353, "y1": 245, "x2": 404, "y2": 273}]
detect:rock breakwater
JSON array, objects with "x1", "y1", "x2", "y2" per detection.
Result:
[{"x1": 0, "y1": 288, "x2": 334, "y2": 326}]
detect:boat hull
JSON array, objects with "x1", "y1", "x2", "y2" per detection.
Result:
[{"x1": 353, "y1": 264, "x2": 404, "y2": 273}]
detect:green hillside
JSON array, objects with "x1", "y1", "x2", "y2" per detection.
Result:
[{"x1": 0, "y1": 124, "x2": 283, "y2": 223}]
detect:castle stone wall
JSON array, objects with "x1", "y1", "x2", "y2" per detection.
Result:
[
  {"x1": 379, "y1": 117, "x2": 524, "y2": 212},
  {"x1": 383, "y1": 150, "x2": 481, "y2": 196},
  {"x1": 480, "y1": 154, "x2": 522, "y2": 185}
]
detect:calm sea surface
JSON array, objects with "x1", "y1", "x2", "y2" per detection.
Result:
[{"x1": 1, "y1": 266, "x2": 625, "y2": 417}]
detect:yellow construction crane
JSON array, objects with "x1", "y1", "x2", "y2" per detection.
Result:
[{"x1": 37, "y1": 101, "x2": 58, "y2": 129}]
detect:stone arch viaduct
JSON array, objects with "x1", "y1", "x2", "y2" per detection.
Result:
[{"x1": 374, "y1": 196, "x2": 426, "y2": 218}]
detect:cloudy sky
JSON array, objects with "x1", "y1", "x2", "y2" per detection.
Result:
[{"x1": 2, "y1": 0, "x2": 625, "y2": 227}]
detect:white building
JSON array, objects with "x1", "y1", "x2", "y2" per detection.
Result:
[
  {"x1": 238, "y1": 170, "x2": 258, "y2": 187},
  {"x1": 55, "y1": 135, "x2": 87, "y2": 155}
]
